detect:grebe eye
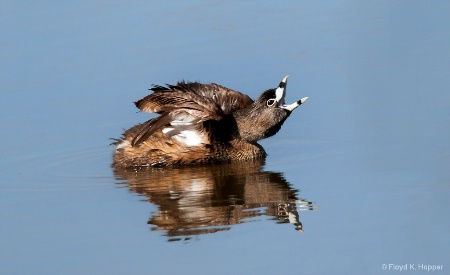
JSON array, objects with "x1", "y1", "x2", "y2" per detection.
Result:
[{"x1": 266, "y1": 99, "x2": 276, "y2": 107}]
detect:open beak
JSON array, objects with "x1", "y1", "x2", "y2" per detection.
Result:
[
  {"x1": 275, "y1": 75, "x2": 288, "y2": 106},
  {"x1": 275, "y1": 75, "x2": 308, "y2": 112}
]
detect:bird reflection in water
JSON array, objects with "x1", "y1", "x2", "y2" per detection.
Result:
[{"x1": 113, "y1": 160, "x2": 316, "y2": 241}]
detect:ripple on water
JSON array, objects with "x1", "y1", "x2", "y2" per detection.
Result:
[
  {"x1": 3, "y1": 146, "x2": 115, "y2": 192},
  {"x1": 5, "y1": 143, "x2": 319, "y2": 241}
]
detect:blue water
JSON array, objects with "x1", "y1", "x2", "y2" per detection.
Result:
[{"x1": 1, "y1": 1, "x2": 449, "y2": 274}]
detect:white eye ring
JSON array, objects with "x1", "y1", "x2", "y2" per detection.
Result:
[{"x1": 267, "y1": 99, "x2": 276, "y2": 107}]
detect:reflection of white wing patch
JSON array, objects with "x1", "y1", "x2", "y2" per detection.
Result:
[{"x1": 162, "y1": 114, "x2": 207, "y2": 146}]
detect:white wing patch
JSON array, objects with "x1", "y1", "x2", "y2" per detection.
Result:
[
  {"x1": 162, "y1": 114, "x2": 208, "y2": 146},
  {"x1": 116, "y1": 140, "x2": 131, "y2": 149}
]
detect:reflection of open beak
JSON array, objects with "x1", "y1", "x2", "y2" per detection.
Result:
[{"x1": 275, "y1": 75, "x2": 309, "y2": 112}]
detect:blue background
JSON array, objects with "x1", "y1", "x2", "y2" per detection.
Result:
[{"x1": 1, "y1": 1, "x2": 449, "y2": 274}]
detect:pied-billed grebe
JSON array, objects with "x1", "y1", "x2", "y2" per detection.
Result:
[{"x1": 112, "y1": 75, "x2": 308, "y2": 168}]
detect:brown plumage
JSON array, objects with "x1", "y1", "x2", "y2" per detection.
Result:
[{"x1": 112, "y1": 76, "x2": 308, "y2": 168}]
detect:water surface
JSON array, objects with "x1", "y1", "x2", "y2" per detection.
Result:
[{"x1": 1, "y1": 1, "x2": 449, "y2": 274}]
